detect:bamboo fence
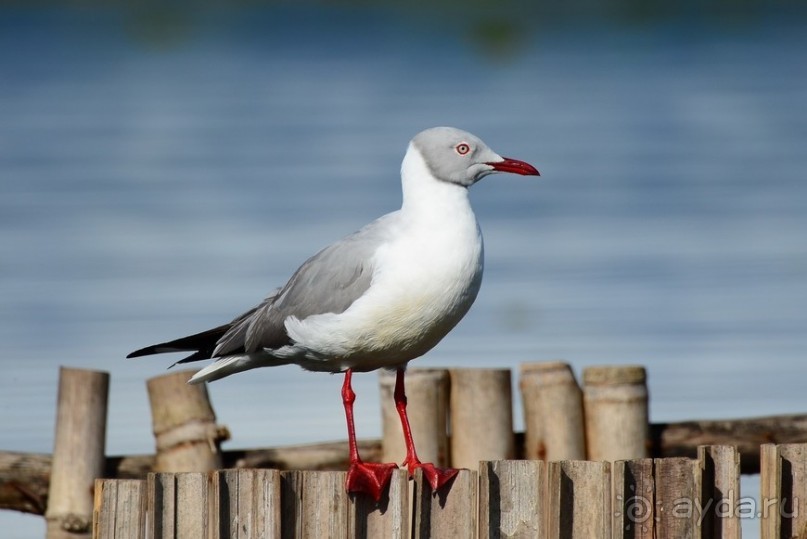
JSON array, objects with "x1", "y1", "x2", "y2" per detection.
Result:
[{"x1": 2, "y1": 364, "x2": 807, "y2": 538}]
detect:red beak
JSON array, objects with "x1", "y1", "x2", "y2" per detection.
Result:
[{"x1": 486, "y1": 157, "x2": 540, "y2": 176}]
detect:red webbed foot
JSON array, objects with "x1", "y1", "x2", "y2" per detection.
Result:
[
  {"x1": 404, "y1": 459, "x2": 460, "y2": 491},
  {"x1": 345, "y1": 461, "x2": 397, "y2": 501}
]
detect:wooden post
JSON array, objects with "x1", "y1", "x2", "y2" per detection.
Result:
[
  {"x1": 412, "y1": 468, "x2": 476, "y2": 538},
  {"x1": 612, "y1": 459, "x2": 655, "y2": 539},
  {"x1": 780, "y1": 444, "x2": 807, "y2": 538},
  {"x1": 93, "y1": 479, "x2": 146, "y2": 539},
  {"x1": 45, "y1": 367, "x2": 110, "y2": 539},
  {"x1": 147, "y1": 370, "x2": 228, "y2": 472},
  {"x1": 584, "y1": 365, "x2": 649, "y2": 461},
  {"x1": 269, "y1": 469, "x2": 411, "y2": 539},
  {"x1": 280, "y1": 470, "x2": 350, "y2": 539},
  {"x1": 654, "y1": 457, "x2": 700, "y2": 539},
  {"x1": 379, "y1": 369, "x2": 450, "y2": 467},
  {"x1": 520, "y1": 361, "x2": 586, "y2": 461},
  {"x1": 146, "y1": 472, "x2": 212, "y2": 539},
  {"x1": 760, "y1": 443, "x2": 807, "y2": 539},
  {"x1": 760, "y1": 444, "x2": 780, "y2": 539},
  {"x1": 479, "y1": 460, "x2": 546, "y2": 538},
  {"x1": 698, "y1": 445, "x2": 741, "y2": 539},
  {"x1": 213, "y1": 469, "x2": 281, "y2": 538},
  {"x1": 349, "y1": 469, "x2": 409, "y2": 539},
  {"x1": 449, "y1": 368, "x2": 515, "y2": 469},
  {"x1": 547, "y1": 460, "x2": 611, "y2": 539}
]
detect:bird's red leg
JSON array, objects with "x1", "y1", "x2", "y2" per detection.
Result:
[
  {"x1": 342, "y1": 369, "x2": 396, "y2": 501},
  {"x1": 394, "y1": 368, "x2": 459, "y2": 490}
]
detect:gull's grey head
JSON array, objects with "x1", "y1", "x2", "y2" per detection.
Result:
[{"x1": 412, "y1": 126, "x2": 540, "y2": 187}]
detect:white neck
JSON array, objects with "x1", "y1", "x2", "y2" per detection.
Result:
[{"x1": 399, "y1": 143, "x2": 471, "y2": 217}]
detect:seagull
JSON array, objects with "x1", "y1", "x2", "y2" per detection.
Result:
[{"x1": 128, "y1": 126, "x2": 540, "y2": 500}]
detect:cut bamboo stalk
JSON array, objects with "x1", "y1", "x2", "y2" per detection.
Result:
[
  {"x1": 520, "y1": 362, "x2": 549, "y2": 461},
  {"x1": 45, "y1": 367, "x2": 110, "y2": 539},
  {"x1": 547, "y1": 460, "x2": 611, "y2": 539},
  {"x1": 612, "y1": 459, "x2": 655, "y2": 539},
  {"x1": 146, "y1": 472, "x2": 212, "y2": 539},
  {"x1": 92, "y1": 479, "x2": 146, "y2": 539},
  {"x1": 450, "y1": 368, "x2": 515, "y2": 469},
  {"x1": 147, "y1": 472, "x2": 176, "y2": 538},
  {"x1": 379, "y1": 369, "x2": 450, "y2": 467},
  {"x1": 778, "y1": 443, "x2": 807, "y2": 538},
  {"x1": 348, "y1": 469, "x2": 409, "y2": 539},
  {"x1": 520, "y1": 361, "x2": 586, "y2": 461},
  {"x1": 213, "y1": 468, "x2": 281, "y2": 539},
  {"x1": 412, "y1": 468, "x2": 476, "y2": 538},
  {"x1": 280, "y1": 470, "x2": 350, "y2": 539},
  {"x1": 760, "y1": 444, "x2": 781, "y2": 539},
  {"x1": 697, "y1": 445, "x2": 741, "y2": 539},
  {"x1": 760, "y1": 443, "x2": 807, "y2": 539},
  {"x1": 654, "y1": 457, "x2": 699, "y2": 539},
  {"x1": 177, "y1": 472, "x2": 211, "y2": 538},
  {"x1": 584, "y1": 365, "x2": 649, "y2": 461},
  {"x1": 147, "y1": 370, "x2": 227, "y2": 472},
  {"x1": 479, "y1": 460, "x2": 545, "y2": 538}
]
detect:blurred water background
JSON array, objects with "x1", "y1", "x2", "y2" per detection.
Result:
[{"x1": 1, "y1": 2, "x2": 806, "y2": 536}]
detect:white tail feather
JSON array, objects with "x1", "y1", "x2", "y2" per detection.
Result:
[
  {"x1": 187, "y1": 353, "x2": 290, "y2": 384},
  {"x1": 188, "y1": 355, "x2": 255, "y2": 384}
]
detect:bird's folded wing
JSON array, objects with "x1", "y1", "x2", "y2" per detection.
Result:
[{"x1": 211, "y1": 213, "x2": 399, "y2": 357}]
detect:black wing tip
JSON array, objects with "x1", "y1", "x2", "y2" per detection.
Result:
[
  {"x1": 126, "y1": 347, "x2": 153, "y2": 359},
  {"x1": 126, "y1": 344, "x2": 180, "y2": 359},
  {"x1": 125, "y1": 324, "x2": 230, "y2": 361},
  {"x1": 128, "y1": 346, "x2": 214, "y2": 363}
]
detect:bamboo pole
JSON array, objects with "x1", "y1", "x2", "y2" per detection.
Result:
[
  {"x1": 146, "y1": 472, "x2": 211, "y2": 539},
  {"x1": 412, "y1": 468, "x2": 476, "y2": 538},
  {"x1": 449, "y1": 368, "x2": 515, "y2": 469},
  {"x1": 478, "y1": 460, "x2": 546, "y2": 538},
  {"x1": 520, "y1": 362, "x2": 548, "y2": 460},
  {"x1": 45, "y1": 367, "x2": 110, "y2": 539},
  {"x1": 760, "y1": 444, "x2": 780, "y2": 539},
  {"x1": 213, "y1": 469, "x2": 281, "y2": 539},
  {"x1": 760, "y1": 443, "x2": 807, "y2": 539},
  {"x1": 92, "y1": 479, "x2": 145, "y2": 539},
  {"x1": 147, "y1": 370, "x2": 228, "y2": 472},
  {"x1": 280, "y1": 470, "x2": 350, "y2": 539},
  {"x1": 777, "y1": 443, "x2": 807, "y2": 534},
  {"x1": 584, "y1": 365, "x2": 649, "y2": 461},
  {"x1": 379, "y1": 369, "x2": 450, "y2": 467},
  {"x1": 654, "y1": 457, "x2": 700, "y2": 539},
  {"x1": 697, "y1": 445, "x2": 741, "y2": 539},
  {"x1": 348, "y1": 469, "x2": 409, "y2": 539},
  {"x1": 520, "y1": 361, "x2": 586, "y2": 461},
  {"x1": 612, "y1": 459, "x2": 655, "y2": 539},
  {"x1": 546, "y1": 460, "x2": 611, "y2": 539}
]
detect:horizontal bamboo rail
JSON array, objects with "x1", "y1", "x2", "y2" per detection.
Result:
[
  {"x1": 6, "y1": 413, "x2": 807, "y2": 516},
  {"x1": 93, "y1": 443, "x2": 807, "y2": 539}
]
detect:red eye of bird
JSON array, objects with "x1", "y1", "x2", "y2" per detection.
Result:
[{"x1": 455, "y1": 143, "x2": 471, "y2": 156}]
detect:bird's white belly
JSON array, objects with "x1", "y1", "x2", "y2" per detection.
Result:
[{"x1": 285, "y1": 220, "x2": 484, "y2": 371}]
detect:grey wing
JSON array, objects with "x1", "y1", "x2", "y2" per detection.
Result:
[{"x1": 212, "y1": 213, "x2": 398, "y2": 357}]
